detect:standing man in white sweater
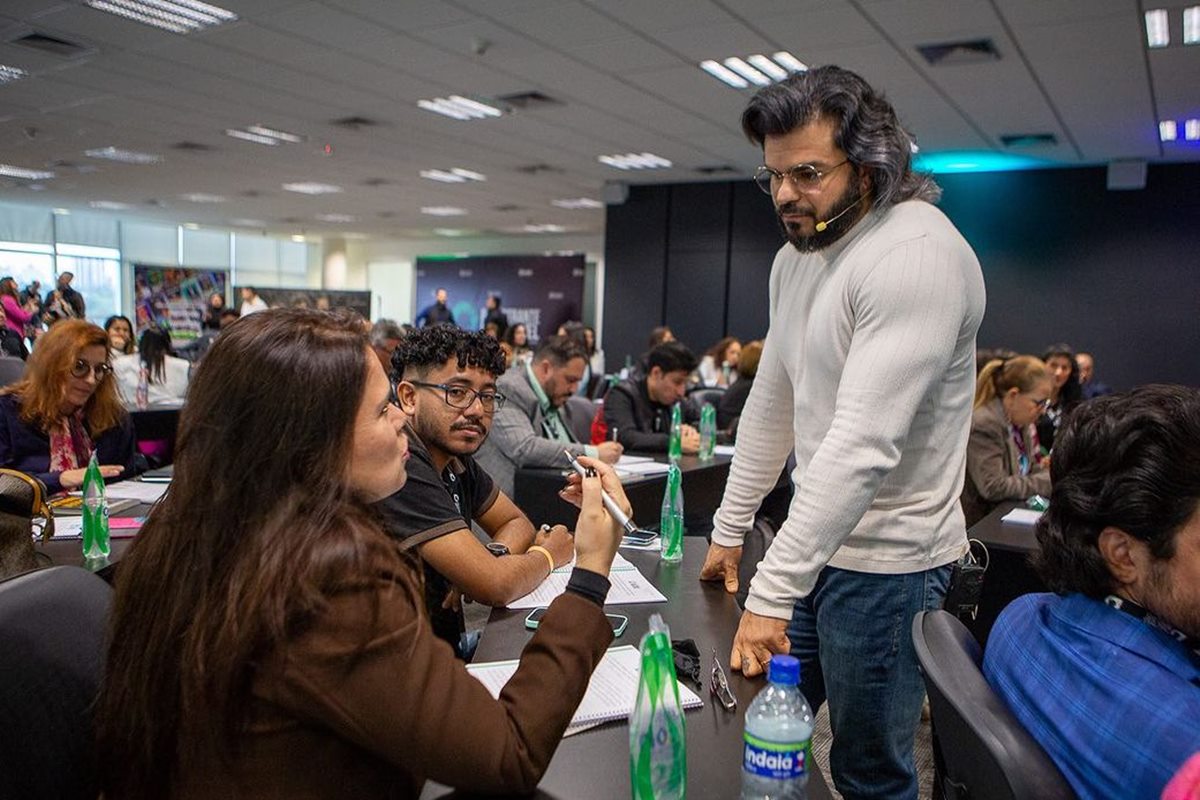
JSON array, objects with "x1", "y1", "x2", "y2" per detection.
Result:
[{"x1": 700, "y1": 66, "x2": 986, "y2": 799}]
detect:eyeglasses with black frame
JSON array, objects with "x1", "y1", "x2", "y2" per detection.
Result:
[
  {"x1": 70, "y1": 359, "x2": 113, "y2": 381},
  {"x1": 710, "y1": 647, "x2": 737, "y2": 711},
  {"x1": 408, "y1": 381, "x2": 507, "y2": 412},
  {"x1": 753, "y1": 159, "x2": 850, "y2": 196}
]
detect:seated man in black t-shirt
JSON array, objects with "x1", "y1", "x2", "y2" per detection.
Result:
[{"x1": 376, "y1": 326, "x2": 575, "y2": 657}]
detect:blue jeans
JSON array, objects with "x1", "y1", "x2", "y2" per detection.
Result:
[{"x1": 786, "y1": 564, "x2": 951, "y2": 800}]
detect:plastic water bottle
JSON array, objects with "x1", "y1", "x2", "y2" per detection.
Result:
[
  {"x1": 136, "y1": 365, "x2": 149, "y2": 410},
  {"x1": 741, "y1": 655, "x2": 813, "y2": 800},
  {"x1": 590, "y1": 398, "x2": 608, "y2": 445},
  {"x1": 81, "y1": 453, "x2": 111, "y2": 565},
  {"x1": 630, "y1": 614, "x2": 686, "y2": 799},
  {"x1": 698, "y1": 403, "x2": 716, "y2": 460},
  {"x1": 667, "y1": 402, "x2": 682, "y2": 462},
  {"x1": 658, "y1": 464, "x2": 683, "y2": 563}
]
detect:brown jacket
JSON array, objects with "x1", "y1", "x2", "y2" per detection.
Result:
[
  {"x1": 173, "y1": 555, "x2": 613, "y2": 799},
  {"x1": 961, "y1": 398, "x2": 1051, "y2": 527}
]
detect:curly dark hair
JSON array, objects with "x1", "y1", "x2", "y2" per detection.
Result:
[
  {"x1": 1033, "y1": 384, "x2": 1200, "y2": 598},
  {"x1": 391, "y1": 324, "x2": 506, "y2": 381},
  {"x1": 1042, "y1": 342, "x2": 1083, "y2": 411},
  {"x1": 741, "y1": 65, "x2": 939, "y2": 209}
]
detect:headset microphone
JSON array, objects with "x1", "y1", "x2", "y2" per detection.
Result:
[{"x1": 814, "y1": 195, "x2": 865, "y2": 232}]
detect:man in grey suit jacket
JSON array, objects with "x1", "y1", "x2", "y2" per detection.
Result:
[{"x1": 477, "y1": 335, "x2": 623, "y2": 496}]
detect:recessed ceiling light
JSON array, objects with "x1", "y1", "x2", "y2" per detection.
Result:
[
  {"x1": 230, "y1": 218, "x2": 266, "y2": 227},
  {"x1": 184, "y1": 223, "x2": 200, "y2": 230},
  {"x1": 0, "y1": 164, "x2": 55, "y2": 180},
  {"x1": 52, "y1": 208, "x2": 71, "y2": 215},
  {"x1": 700, "y1": 51, "x2": 805, "y2": 90},
  {"x1": 420, "y1": 168, "x2": 486, "y2": 183},
  {"x1": 523, "y1": 223, "x2": 567, "y2": 233},
  {"x1": 225, "y1": 128, "x2": 279, "y2": 146},
  {"x1": 291, "y1": 234, "x2": 306, "y2": 242},
  {"x1": 1186, "y1": 119, "x2": 1200, "y2": 141},
  {"x1": 1185, "y1": 7, "x2": 1200, "y2": 44},
  {"x1": 85, "y1": 146, "x2": 163, "y2": 164},
  {"x1": 421, "y1": 206, "x2": 468, "y2": 216},
  {"x1": 1160, "y1": 120, "x2": 1178, "y2": 141},
  {"x1": 434, "y1": 228, "x2": 468, "y2": 236},
  {"x1": 89, "y1": 200, "x2": 132, "y2": 210},
  {"x1": 281, "y1": 182, "x2": 342, "y2": 195},
  {"x1": 723, "y1": 57, "x2": 771, "y2": 86},
  {"x1": 417, "y1": 95, "x2": 503, "y2": 120},
  {"x1": 552, "y1": 198, "x2": 603, "y2": 209},
  {"x1": 85, "y1": 0, "x2": 237, "y2": 35},
  {"x1": 598, "y1": 152, "x2": 672, "y2": 170},
  {"x1": 315, "y1": 213, "x2": 355, "y2": 223},
  {"x1": 245, "y1": 125, "x2": 304, "y2": 143},
  {"x1": 0, "y1": 65, "x2": 28, "y2": 84},
  {"x1": 180, "y1": 192, "x2": 225, "y2": 203},
  {"x1": 746, "y1": 54, "x2": 789, "y2": 81},
  {"x1": 1145, "y1": 9, "x2": 1170, "y2": 47},
  {"x1": 772, "y1": 51, "x2": 808, "y2": 72},
  {"x1": 700, "y1": 60, "x2": 748, "y2": 89}
]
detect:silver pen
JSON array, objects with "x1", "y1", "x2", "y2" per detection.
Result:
[{"x1": 563, "y1": 449, "x2": 639, "y2": 536}]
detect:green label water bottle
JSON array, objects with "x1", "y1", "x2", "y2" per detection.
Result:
[
  {"x1": 698, "y1": 403, "x2": 716, "y2": 461},
  {"x1": 668, "y1": 403, "x2": 683, "y2": 463},
  {"x1": 659, "y1": 464, "x2": 683, "y2": 563},
  {"x1": 81, "y1": 452, "x2": 111, "y2": 565},
  {"x1": 630, "y1": 614, "x2": 686, "y2": 799}
]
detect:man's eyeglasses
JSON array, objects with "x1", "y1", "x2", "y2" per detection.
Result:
[
  {"x1": 753, "y1": 159, "x2": 849, "y2": 196},
  {"x1": 408, "y1": 381, "x2": 506, "y2": 412},
  {"x1": 70, "y1": 359, "x2": 112, "y2": 381},
  {"x1": 710, "y1": 647, "x2": 737, "y2": 711}
]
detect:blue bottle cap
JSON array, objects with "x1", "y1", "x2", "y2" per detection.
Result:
[{"x1": 768, "y1": 655, "x2": 800, "y2": 685}]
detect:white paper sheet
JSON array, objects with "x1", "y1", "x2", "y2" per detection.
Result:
[
  {"x1": 506, "y1": 565, "x2": 667, "y2": 609},
  {"x1": 1001, "y1": 507, "x2": 1044, "y2": 526},
  {"x1": 72, "y1": 480, "x2": 168, "y2": 504},
  {"x1": 467, "y1": 645, "x2": 702, "y2": 736},
  {"x1": 712, "y1": 444, "x2": 736, "y2": 456},
  {"x1": 615, "y1": 461, "x2": 672, "y2": 477}
]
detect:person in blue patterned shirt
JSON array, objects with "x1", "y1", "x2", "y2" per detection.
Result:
[{"x1": 984, "y1": 384, "x2": 1200, "y2": 800}]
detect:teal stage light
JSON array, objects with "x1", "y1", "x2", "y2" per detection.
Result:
[{"x1": 913, "y1": 151, "x2": 1050, "y2": 174}]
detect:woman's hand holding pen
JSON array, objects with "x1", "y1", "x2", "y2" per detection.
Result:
[{"x1": 569, "y1": 457, "x2": 631, "y2": 577}]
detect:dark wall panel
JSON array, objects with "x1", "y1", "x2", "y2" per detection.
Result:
[
  {"x1": 602, "y1": 185, "x2": 669, "y2": 368},
  {"x1": 603, "y1": 164, "x2": 1200, "y2": 391},
  {"x1": 665, "y1": 183, "x2": 732, "y2": 353}
]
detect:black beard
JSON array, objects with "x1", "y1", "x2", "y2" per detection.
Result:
[{"x1": 777, "y1": 182, "x2": 864, "y2": 252}]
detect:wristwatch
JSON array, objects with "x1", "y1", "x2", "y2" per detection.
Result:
[{"x1": 486, "y1": 542, "x2": 511, "y2": 558}]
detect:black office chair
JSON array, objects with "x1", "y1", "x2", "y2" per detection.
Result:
[
  {"x1": 735, "y1": 515, "x2": 779, "y2": 610},
  {"x1": 0, "y1": 355, "x2": 25, "y2": 387},
  {"x1": 0, "y1": 566, "x2": 113, "y2": 800},
  {"x1": 911, "y1": 610, "x2": 1075, "y2": 800}
]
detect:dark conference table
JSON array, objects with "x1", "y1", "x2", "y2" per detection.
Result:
[
  {"x1": 964, "y1": 500, "x2": 1047, "y2": 646},
  {"x1": 421, "y1": 544, "x2": 833, "y2": 800},
  {"x1": 514, "y1": 452, "x2": 733, "y2": 536}
]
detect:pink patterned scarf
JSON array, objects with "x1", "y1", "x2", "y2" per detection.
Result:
[{"x1": 48, "y1": 412, "x2": 93, "y2": 474}]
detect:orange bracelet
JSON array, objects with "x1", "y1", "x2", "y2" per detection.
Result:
[{"x1": 527, "y1": 545, "x2": 555, "y2": 574}]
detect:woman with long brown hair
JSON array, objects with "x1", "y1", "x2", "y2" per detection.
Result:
[
  {"x1": 961, "y1": 356, "x2": 1053, "y2": 526},
  {"x1": 96, "y1": 308, "x2": 629, "y2": 798},
  {"x1": 0, "y1": 319, "x2": 137, "y2": 492},
  {"x1": 698, "y1": 336, "x2": 741, "y2": 387}
]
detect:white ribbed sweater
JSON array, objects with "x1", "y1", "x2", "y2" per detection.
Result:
[{"x1": 712, "y1": 200, "x2": 987, "y2": 620}]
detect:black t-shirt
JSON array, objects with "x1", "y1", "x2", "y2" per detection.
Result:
[{"x1": 373, "y1": 425, "x2": 499, "y2": 649}]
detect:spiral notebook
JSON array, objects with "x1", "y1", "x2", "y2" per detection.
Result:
[{"x1": 466, "y1": 645, "x2": 703, "y2": 736}]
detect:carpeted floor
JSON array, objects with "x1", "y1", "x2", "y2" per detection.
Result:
[{"x1": 810, "y1": 703, "x2": 935, "y2": 799}]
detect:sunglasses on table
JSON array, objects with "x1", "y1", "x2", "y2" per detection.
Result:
[{"x1": 710, "y1": 647, "x2": 737, "y2": 711}]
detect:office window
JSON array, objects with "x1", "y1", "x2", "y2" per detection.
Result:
[
  {"x1": 56, "y1": 244, "x2": 121, "y2": 324},
  {"x1": 0, "y1": 243, "x2": 55, "y2": 297}
]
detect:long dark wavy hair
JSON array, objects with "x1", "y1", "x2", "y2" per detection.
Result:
[
  {"x1": 95, "y1": 309, "x2": 401, "y2": 797},
  {"x1": 741, "y1": 64, "x2": 940, "y2": 208},
  {"x1": 1033, "y1": 385, "x2": 1200, "y2": 598}
]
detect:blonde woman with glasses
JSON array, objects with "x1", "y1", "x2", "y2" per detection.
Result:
[{"x1": 961, "y1": 355, "x2": 1053, "y2": 526}]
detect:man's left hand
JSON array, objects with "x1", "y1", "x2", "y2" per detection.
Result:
[{"x1": 729, "y1": 611, "x2": 790, "y2": 678}]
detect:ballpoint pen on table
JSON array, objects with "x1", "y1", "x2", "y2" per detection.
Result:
[{"x1": 563, "y1": 449, "x2": 639, "y2": 536}]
